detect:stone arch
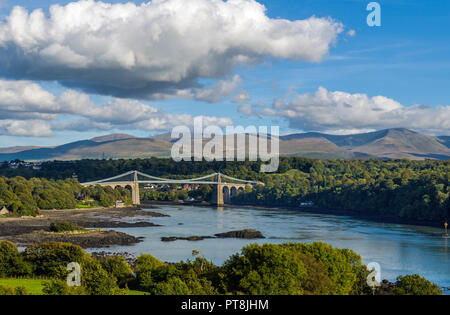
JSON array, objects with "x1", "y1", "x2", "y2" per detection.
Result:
[
  {"x1": 230, "y1": 186, "x2": 237, "y2": 198},
  {"x1": 223, "y1": 186, "x2": 230, "y2": 204},
  {"x1": 124, "y1": 184, "x2": 133, "y2": 194}
]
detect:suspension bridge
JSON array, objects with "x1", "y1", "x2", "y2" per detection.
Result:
[{"x1": 81, "y1": 171, "x2": 263, "y2": 206}]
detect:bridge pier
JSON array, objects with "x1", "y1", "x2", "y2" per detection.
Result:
[
  {"x1": 210, "y1": 174, "x2": 246, "y2": 206},
  {"x1": 132, "y1": 172, "x2": 141, "y2": 205},
  {"x1": 211, "y1": 184, "x2": 225, "y2": 206}
]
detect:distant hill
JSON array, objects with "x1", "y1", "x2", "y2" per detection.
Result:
[
  {"x1": 0, "y1": 129, "x2": 448, "y2": 161},
  {"x1": 280, "y1": 128, "x2": 450, "y2": 160}
]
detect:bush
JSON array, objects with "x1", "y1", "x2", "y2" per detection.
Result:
[
  {"x1": 99, "y1": 256, "x2": 133, "y2": 288},
  {"x1": 49, "y1": 222, "x2": 85, "y2": 233},
  {"x1": 0, "y1": 285, "x2": 30, "y2": 295},
  {"x1": 282, "y1": 242, "x2": 358, "y2": 295},
  {"x1": 81, "y1": 259, "x2": 123, "y2": 295},
  {"x1": 23, "y1": 242, "x2": 90, "y2": 278},
  {"x1": 43, "y1": 279, "x2": 86, "y2": 295},
  {"x1": 0, "y1": 241, "x2": 32, "y2": 277},
  {"x1": 135, "y1": 254, "x2": 165, "y2": 291},
  {"x1": 152, "y1": 277, "x2": 191, "y2": 295},
  {"x1": 220, "y1": 243, "x2": 308, "y2": 295},
  {"x1": 393, "y1": 274, "x2": 442, "y2": 295}
]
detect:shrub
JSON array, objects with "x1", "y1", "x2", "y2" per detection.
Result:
[
  {"x1": 99, "y1": 255, "x2": 133, "y2": 288},
  {"x1": 282, "y1": 242, "x2": 357, "y2": 295},
  {"x1": 393, "y1": 274, "x2": 442, "y2": 295},
  {"x1": 43, "y1": 279, "x2": 87, "y2": 295},
  {"x1": 152, "y1": 277, "x2": 191, "y2": 295},
  {"x1": 135, "y1": 254, "x2": 165, "y2": 291},
  {"x1": 220, "y1": 243, "x2": 308, "y2": 295},
  {"x1": 0, "y1": 241, "x2": 32, "y2": 277},
  {"x1": 81, "y1": 259, "x2": 123, "y2": 295},
  {"x1": 23, "y1": 242, "x2": 90, "y2": 278},
  {"x1": 49, "y1": 222, "x2": 85, "y2": 233},
  {"x1": 0, "y1": 285, "x2": 30, "y2": 295}
]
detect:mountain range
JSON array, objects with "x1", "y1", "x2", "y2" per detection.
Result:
[{"x1": 0, "y1": 128, "x2": 449, "y2": 161}]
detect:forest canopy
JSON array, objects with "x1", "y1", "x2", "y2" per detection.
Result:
[
  {"x1": 0, "y1": 177, "x2": 132, "y2": 216},
  {"x1": 0, "y1": 158, "x2": 448, "y2": 223}
]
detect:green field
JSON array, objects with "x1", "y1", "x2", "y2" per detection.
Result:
[
  {"x1": 0, "y1": 278, "x2": 49, "y2": 295},
  {"x1": 128, "y1": 290, "x2": 149, "y2": 295},
  {"x1": 0, "y1": 278, "x2": 148, "y2": 295}
]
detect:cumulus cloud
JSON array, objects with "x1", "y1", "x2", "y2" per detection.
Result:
[
  {"x1": 237, "y1": 103, "x2": 254, "y2": 115},
  {"x1": 0, "y1": 120, "x2": 53, "y2": 137},
  {"x1": 0, "y1": 0, "x2": 343, "y2": 99},
  {"x1": 193, "y1": 75, "x2": 243, "y2": 103},
  {"x1": 151, "y1": 75, "x2": 244, "y2": 102},
  {"x1": 0, "y1": 79, "x2": 233, "y2": 136},
  {"x1": 232, "y1": 89, "x2": 251, "y2": 104},
  {"x1": 241, "y1": 87, "x2": 450, "y2": 134}
]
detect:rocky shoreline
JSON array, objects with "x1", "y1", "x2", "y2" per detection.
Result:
[
  {"x1": 161, "y1": 229, "x2": 265, "y2": 242},
  {"x1": 3, "y1": 230, "x2": 144, "y2": 248},
  {"x1": 0, "y1": 206, "x2": 167, "y2": 248}
]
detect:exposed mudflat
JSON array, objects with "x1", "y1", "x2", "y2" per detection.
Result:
[
  {"x1": 0, "y1": 207, "x2": 168, "y2": 248},
  {"x1": 2, "y1": 230, "x2": 143, "y2": 248}
]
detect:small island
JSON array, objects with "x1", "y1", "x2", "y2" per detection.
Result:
[{"x1": 161, "y1": 229, "x2": 265, "y2": 242}]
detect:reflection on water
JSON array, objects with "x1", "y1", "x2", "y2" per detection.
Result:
[{"x1": 90, "y1": 205, "x2": 450, "y2": 291}]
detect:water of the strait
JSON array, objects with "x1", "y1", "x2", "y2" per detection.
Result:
[{"x1": 90, "y1": 205, "x2": 449, "y2": 291}]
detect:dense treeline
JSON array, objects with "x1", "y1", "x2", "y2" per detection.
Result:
[
  {"x1": 1, "y1": 158, "x2": 448, "y2": 223},
  {"x1": 0, "y1": 177, "x2": 132, "y2": 216},
  {"x1": 0, "y1": 240, "x2": 442, "y2": 295},
  {"x1": 234, "y1": 159, "x2": 449, "y2": 224}
]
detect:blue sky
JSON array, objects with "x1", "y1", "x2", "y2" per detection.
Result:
[{"x1": 0, "y1": 0, "x2": 448, "y2": 147}]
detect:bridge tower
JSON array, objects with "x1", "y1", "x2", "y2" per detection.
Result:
[
  {"x1": 210, "y1": 173, "x2": 224, "y2": 206},
  {"x1": 132, "y1": 170, "x2": 141, "y2": 205}
]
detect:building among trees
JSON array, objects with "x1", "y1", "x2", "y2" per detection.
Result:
[{"x1": 0, "y1": 206, "x2": 10, "y2": 215}]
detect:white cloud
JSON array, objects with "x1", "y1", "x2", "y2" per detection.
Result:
[
  {"x1": 232, "y1": 89, "x2": 251, "y2": 104},
  {"x1": 0, "y1": 79, "x2": 234, "y2": 136},
  {"x1": 0, "y1": 79, "x2": 56, "y2": 112},
  {"x1": 242, "y1": 87, "x2": 450, "y2": 134},
  {"x1": 194, "y1": 75, "x2": 242, "y2": 103},
  {"x1": 0, "y1": 0, "x2": 343, "y2": 99},
  {"x1": 0, "y1": 119, "x2": 53, "y2": 137},
  {"x1": 150, "y1": 75, "x2": 244, "y2": 102},
  {"x1": 237, "y1": 104, "x2": 254, "y2": 116}
]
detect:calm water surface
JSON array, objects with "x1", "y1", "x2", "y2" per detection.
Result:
[{"x1": 91, "y1": 205, "x2": 449, "y2": 291}]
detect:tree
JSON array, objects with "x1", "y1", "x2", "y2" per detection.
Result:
[
  {"x1": 282, "y1": 242, "x2": 357, "y2": 295},
  {"x1": 135, "y1": 254, "x2": 165, "y2": 291},
  {"x1": 220, "y1": 243, "x2": 308, "y2": 295},
  {"x1": 99, "y1": 256, "x2": 133, "y2": 288},
  {"x1": 22, "y1": 242, "x2": 89, "y2": 278},
  {"x1": 81, "y1": 259, "x2": 123, "y2": 295},
  {"x1": 43, "y1": 279, "x2": 87, "y2": 295},
  {"x1": 0, "y1": 241, "x2": 31, "y2": 277},
  {"x1": 393, "y1": 274, "x2": 442, "y2": 295}
]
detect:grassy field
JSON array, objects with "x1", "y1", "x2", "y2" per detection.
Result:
[
  {"x1": 0, "y1": 278, "x2": 149, "y2": 295},
  {"x1": 0, "y1": 278, "x2": 49, "y2": 295},
  {"x1": 128, "y1": 290, "x2": 149, "y2": 295}
]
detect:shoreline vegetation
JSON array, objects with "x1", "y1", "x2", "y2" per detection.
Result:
[
  {"x1": 0, "y1": 240, "x2": 443, "y2": 295},
  {"x1": 0, "y1": 158, "x2": 448, "y2": 230},
  {"x1": 0, "y1": 206, "x2": 166, "y2": 248}
]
